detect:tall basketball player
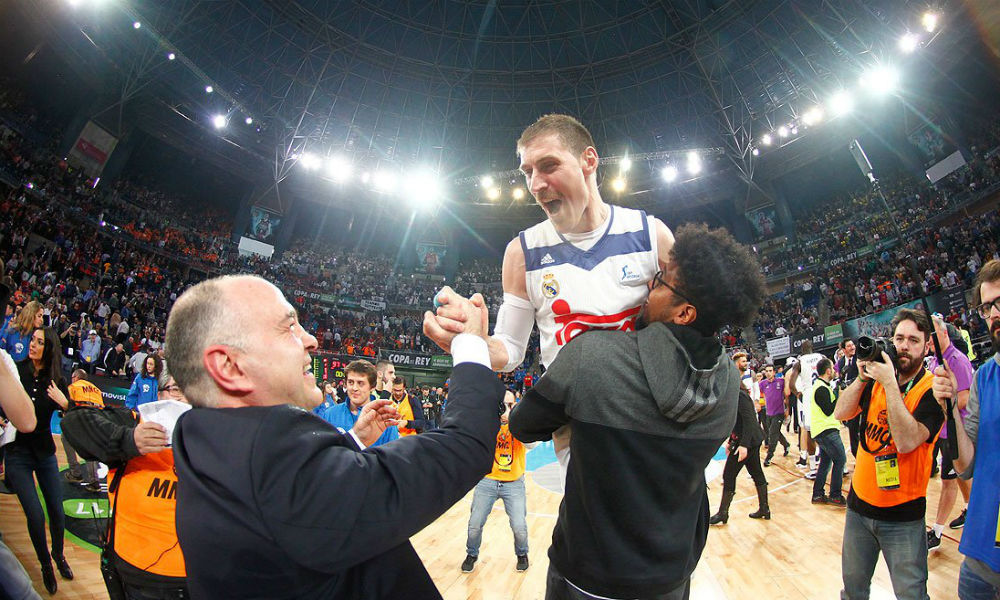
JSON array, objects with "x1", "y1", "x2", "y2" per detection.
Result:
[{"x1": 425, "y1": 114, "x2": 674, "y2": 483}]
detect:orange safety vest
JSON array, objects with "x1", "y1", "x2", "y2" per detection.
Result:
[
  {"x1": 68, "y1": 380, "x2": 104, "y2": 407},
  {"x1": 852, "y1": 369, "x2": 938, "y2": 508},
  {"x1": 394, "y1": 393, "x2": 417, "y2": 436},
  {"x1": 488, "y1": 424, "x2": 526, "y2": 482},
  {"x1": 108, "y1": 449, "x2": 186, "y2": 578}
]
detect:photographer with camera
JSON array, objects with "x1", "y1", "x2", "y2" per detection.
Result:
[{"x1": 834, "y1": 308, "x2": 944, "y2": 600}]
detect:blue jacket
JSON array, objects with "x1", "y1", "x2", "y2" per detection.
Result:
[
  {"x1": 0, "y1": 327, "x2": 32, "y2": 362},
  {"x1": 312, "y1": 394, "x2": 338, "y2": 417},
  {"x1": 959, "y1": 356, "x2": 1000, "y2": 574},
  {"x1": 318, "y1": 402, "x2": 399, "y2": 447},
  {"x1": 125, "y1": 374, "x2": 159, "y2": 410}
]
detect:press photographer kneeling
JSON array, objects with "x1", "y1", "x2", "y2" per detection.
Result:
[{"x1": 833, "y1": 308, "x2": 944, "y2": 600}]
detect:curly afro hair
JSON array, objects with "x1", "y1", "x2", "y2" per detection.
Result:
[{"x1": 669, "y1": 223, "x2": 766, "y2": 336}]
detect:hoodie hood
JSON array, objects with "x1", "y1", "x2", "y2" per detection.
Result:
[{"x1": 636, "y1": 322, "x2": 738, "y2": 424}]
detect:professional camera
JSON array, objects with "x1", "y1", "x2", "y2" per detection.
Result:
[{"x1": 856, "y1": 336, "x2": 899, "y2": 370}]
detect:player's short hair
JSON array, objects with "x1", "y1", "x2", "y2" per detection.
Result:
[
  {"x1": 732, "y1": 352, "x2": 747, "y2": 362},
  {"x1": 346, "y1": 360, "x2": 377, "y2": 387},
  {"x1": 517, "y1": 114, "x2": 596, "y2": 158},
  {"x1": 392, "y1": 376, "x2": 405, "y2": 386}
]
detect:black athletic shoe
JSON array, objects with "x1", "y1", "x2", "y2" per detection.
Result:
[
  {"x1": 763, "y1": 458, "x2": 772, "y2": 467},
  {"x1": 783, "y1": 446, "x2": 790, "y2": 457},
  {"x1": 516, "y1": 555, "x2": 529, "y2": 572},
  {"x1": 461, "y1": 555, "x2": 477, "y2": 573},
  {"x1": 811, "y1": 495, "x2": 827, "y2": 504},
  {"x1": 949, "y1": 509, "x2": 966, "y2": 529},
  {"x1": 927, "y1": 530, "x2": 942, "y2": 552},
  {"x1": 796, "y1": 456, "x2": 808, "y2": 467},
  {"x1": 826, "y1": 496, "x2": 847, "y2": 507}
]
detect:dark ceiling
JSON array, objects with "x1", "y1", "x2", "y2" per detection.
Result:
[{"x1": 4, "y1": 0, "x2": 995, "y2": 225}]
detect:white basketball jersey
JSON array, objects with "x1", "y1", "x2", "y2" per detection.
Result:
[
  {"x1": 796, "y1": 353, "x2": 824, "y2": 395},
  {"x1": 521, "y1": 205, "x2": 659, "y2": 368}
]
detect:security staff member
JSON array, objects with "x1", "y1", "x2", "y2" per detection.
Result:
[{"x1": 61, "y1": 370, "x2": 189, "y2": 599}]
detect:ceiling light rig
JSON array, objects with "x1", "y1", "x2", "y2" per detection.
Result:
[{"x1": 748, "y1": 6, "x2": 943, "y2": 158}]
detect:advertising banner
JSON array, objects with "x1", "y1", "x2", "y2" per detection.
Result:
[
  {"x1": 246, "y1": 206, "x2": 281, "y2": 244},
  {"x1": 359, "y1": 298, "x2": 387, "y2": 312},
  {"x1": 766, "y1": 336, "x2": 791, "y2": 359},
  {"x1": 842, "y1": 286, "x2": 968, "y2": 340},
  {"x1": 379, "y1": 350, "x2": 435, "y2": 368},
  {"x1": 67, "y1": 120, "x2": 118, "y2": 177}
]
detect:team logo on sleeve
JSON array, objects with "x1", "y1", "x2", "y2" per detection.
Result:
[{"x1": 541, "y1": 274, "x2": 560, "y2": 299}]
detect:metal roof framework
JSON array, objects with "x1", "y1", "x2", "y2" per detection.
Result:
[{"x1": 22, "y1": 0, "x2": 935, "y2": 212}]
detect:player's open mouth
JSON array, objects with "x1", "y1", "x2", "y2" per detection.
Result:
[{"x1": 542, "y1": 198, "x2": 563, "y2": 214}]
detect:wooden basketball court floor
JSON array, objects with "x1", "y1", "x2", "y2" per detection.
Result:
[{"x1": 0, "y1": 430, "x2": 964, "y2": 599}]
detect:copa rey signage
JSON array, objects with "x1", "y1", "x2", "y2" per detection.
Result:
[{"x1": 381, "y1": 350, "x2": 434, "y2": 368}]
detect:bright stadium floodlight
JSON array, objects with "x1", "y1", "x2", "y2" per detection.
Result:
[
  {"x1": 922, "y1": 12, "x2": 938, "y2": 33},
  {"x1": 611, "y1": 177, "x2": 626, "y2": 193},
  {"x1": 899, "y1": 32, "x2": 920, "y2": 53},
  {"x1": 512, "y1": 187, "x2": 525, "y2": 200},
  {"x1": 244, "y1": 116, "x2": 253, "y2": 125},
  {"x1": 299, "y1": 152, "x2": 321, "y2": 171},
  {"x1": 408, "y1": 168, "x2": 442, "y2": 208},
  {"x1": 211, "y1": 114, "x2": 227, "y2": 129},
  {"x1": 620, "y1": 157, "x2": 632, "y2": 173},
  {"x1": 205, "y1": 85, "x2": 213, "y2": 94},
  {"x1": 686, "y1": 152, "x2": 702, "y2": 175},
  {"x1": 860, "y1": 65, "x2": 900, "y2": 95},
  {"x1": 778, "y1": 126, "x2": 790, "y2": 138},
  {"x1": 802, "y1": 107, "x2": 824, "y2": 126},
  {"x1": 486, "y1": 187, "x2": 501, "y2": 200},
  {"x1": 373, "y1": 169, "x2": 397, "y2": 192},
  {"x1": 133, "y1": 21, "x2": 141, "y2": 29},
  {"x1": 791, "y1": 126, "x2": 799, "y2": 135},
  {"x1": 661, "y1": 165, "x2": 678, "y2": 182},
  {"x1": 167, "y1": 52, "x2": 176, "y2": 61},
  {"x1": 752, "y1": 148, "x2": 760, "y2": 156},
  {"x1": 761, "y1": 133, "x2": 773, "y2": 146},
  {"x1": 480, "y1": 175, "x2": 494, "y2": 188},
  {"x1": 829, "y1": 90, "x2": 855, "y2": 116},
  {"x1": 326, "y1": 155, "x2": 352, "y2": 182}
]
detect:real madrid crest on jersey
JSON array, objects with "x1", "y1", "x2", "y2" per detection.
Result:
[{"x1": 541, "y1": 273, "x2": 560, "y2": 299}]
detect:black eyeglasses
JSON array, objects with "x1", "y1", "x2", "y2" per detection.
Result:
[
  {"x1": 651, "y1": 270, "x2": 693, "y2": 305},
  {"x1": 977, "y1": 297, "x2": 1000, "y2": 319}
]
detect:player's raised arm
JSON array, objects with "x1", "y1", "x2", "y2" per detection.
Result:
[{"x1": 487, "y1": 238, "x2": 535, "y2": 372}]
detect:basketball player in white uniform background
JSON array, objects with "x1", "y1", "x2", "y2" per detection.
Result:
[
  {"x1": 424, "y1": 114, "x2": 674, "y2": 486},
  {"x1": 785, "y1": 339, "x2": 825, "y2": 475}
]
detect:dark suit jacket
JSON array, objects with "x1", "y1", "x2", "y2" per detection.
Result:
[
  {"x1": 173, "y1": 363, "x2": 502, "y2": 599},
  {"x1": 732, "y1": 389, "x2": 765, "y2": 448}
]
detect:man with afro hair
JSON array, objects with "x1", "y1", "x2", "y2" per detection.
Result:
[{"x1": 510, "y1": 222, "x2": 766, "y2": 600}]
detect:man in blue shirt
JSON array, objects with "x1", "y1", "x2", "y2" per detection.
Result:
[
  {"x1": 80, "y1": 329, "x2": 101, "y2": 374},
  {"x1": 319, "y1": 360, "x2": 399, "y2": 447}
]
